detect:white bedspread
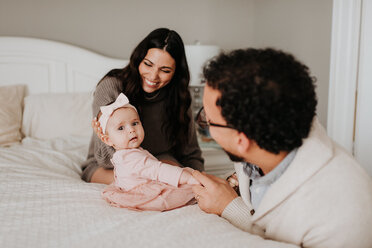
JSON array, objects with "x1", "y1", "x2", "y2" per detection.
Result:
[{"x1": 0, "y1": 137, "x2": 289, "y2": 248}]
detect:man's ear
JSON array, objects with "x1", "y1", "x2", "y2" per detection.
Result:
[
  {"x1": 100, "y1": 134, "x2": 113, "y2": 147},
  {"x1": 236, "y1": 132, "x2": 250, "y2": 154}
]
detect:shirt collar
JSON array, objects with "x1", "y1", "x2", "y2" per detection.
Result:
[{"x1": 243, "y1": 148, "x2": 298, "y2": 185}]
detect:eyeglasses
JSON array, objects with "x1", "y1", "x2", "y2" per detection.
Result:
[{"x1": 195, "y1": 107, "x2": 235, "y2": 130}]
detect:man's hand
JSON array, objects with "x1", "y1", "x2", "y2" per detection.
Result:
[{"x1": 192, "y1": 170, "x2": 238, "y2": 216}]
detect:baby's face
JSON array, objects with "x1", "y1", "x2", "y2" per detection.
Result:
[{"x1": 105, "y1": 107, "x2": 144, "y2": 150}]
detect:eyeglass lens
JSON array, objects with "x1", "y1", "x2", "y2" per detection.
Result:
[{"x1": 196, "y1": 108, "x2": 209, "y2": 130}]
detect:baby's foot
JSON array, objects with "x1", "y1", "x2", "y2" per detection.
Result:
[{"x1": 226, "y1": 172, "x2": 240, "y2": 196}]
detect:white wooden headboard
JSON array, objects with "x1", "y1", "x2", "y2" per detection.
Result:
[
  {"x1": 0, "y1": 37, "x2": 128, "y2": 95},
  {"x1": 0, "y1": 37, "x2": 217, "y2": 96}
]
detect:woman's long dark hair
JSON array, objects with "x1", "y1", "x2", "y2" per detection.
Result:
[{"x1": 102, "y1": 28, "x2": 191, "y2": 149}]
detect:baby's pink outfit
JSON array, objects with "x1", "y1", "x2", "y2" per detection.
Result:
[{"x1": 102, "y1": 147, "x2": 195, "y2": 211}]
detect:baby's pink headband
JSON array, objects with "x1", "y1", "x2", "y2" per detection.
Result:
[{"x1": 99, "y1": 93, "x2": 137, "y2": 134}]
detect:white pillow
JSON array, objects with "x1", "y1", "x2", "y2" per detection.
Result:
[
  {"x1": 0, "y1": 85, "x2": 25, "y2": 146},
  {"x1": 22, "y1": 92, "x2": 93, "y2": 140}
]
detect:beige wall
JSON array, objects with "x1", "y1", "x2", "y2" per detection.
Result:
[
  {"x1": 0, "y1": 0, "x2": 255, "y2": 59},
  {"x1": 252, "y1": 0, "x2": 333, "y2": 127},
  {"x1": 0, "y1": 0, "x2": 332, "y2": 126}
]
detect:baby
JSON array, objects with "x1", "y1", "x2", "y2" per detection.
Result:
[{"x1": 100, "y1": 93, "x2": 199, "y2": 211}]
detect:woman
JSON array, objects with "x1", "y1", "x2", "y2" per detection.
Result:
[{"x1": 81, "y1": 28, "x2": 204, "y2": 184}]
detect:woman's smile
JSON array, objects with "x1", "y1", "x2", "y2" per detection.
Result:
[{"x1": 144, "y1": 78, "x2": 159, "y2": 87}]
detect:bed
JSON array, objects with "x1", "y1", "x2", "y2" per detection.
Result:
[{"x1": 0, "y1": 37, "x2": 288, "y2": 248}]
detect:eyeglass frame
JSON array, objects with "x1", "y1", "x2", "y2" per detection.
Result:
[{"x1": 195, "y1": 107, "x2": 235, "y2": 130}]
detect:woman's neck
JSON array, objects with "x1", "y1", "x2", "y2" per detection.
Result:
[{"x1": 143, "y1": 89, "x2": 165, "y2": 102}]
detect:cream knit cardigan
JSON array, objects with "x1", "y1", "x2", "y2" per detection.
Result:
[{"x1": 222, "y1": 119, "x2": 372, "y2": 247}]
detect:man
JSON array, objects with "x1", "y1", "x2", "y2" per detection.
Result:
[{"x1": 192, "y1": 48, "x2": 372, "y2": 247}]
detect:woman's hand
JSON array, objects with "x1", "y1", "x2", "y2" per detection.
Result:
[{"x1": 92, "y1": 117, "x2": 104, "y2": 140}]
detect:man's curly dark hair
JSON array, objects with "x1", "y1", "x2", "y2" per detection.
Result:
[{"x1": 203, "y1": 48, "x2": 317, "y2": 154}]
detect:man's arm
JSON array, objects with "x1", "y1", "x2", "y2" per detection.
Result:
[
  {"x1": 191, "y1": 170, "x2": 299, "y2": 247},
  {"x1": 191, "y1": 170, "x2": 258, "y2": 232}
]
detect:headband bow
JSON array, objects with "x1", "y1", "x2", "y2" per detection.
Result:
[{"x1": 99, "y1": 93, "x2": 137, "y2": 134}]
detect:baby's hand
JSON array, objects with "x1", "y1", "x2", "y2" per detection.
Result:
[
  {"x1": 183, "y1": 167, "x2": 195, "y2": 173},
  {"x1": 179, "y1": 170, "x2": 200, "y2": 185},
  {"x1": 187, "y1": 175, "x2": 200, "y2": 185}
]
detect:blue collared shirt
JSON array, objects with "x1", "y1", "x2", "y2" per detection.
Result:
[{"x1": 243, "y1": 148, "x2": 298, "y2": 210}]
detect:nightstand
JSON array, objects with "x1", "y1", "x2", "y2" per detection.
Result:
[{"x1": 189, "y1": 85, "x2": 234, "y2": 178}]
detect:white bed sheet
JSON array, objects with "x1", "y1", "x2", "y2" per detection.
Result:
[{"x1": 0, "y1": 137, "x2": 274, "y2": 248}]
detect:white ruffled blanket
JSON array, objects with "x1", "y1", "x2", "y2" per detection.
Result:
[{"x1": 0, "y1": 137, "x2": 279, "y2": 248}]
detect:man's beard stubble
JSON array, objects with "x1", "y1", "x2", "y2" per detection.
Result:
[{"x1": 223, "y1": 149, "x2": 245, "y2": 162}]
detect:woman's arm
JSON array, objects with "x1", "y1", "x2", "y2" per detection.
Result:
[{"x1": 90, "y1": 167, "x2": 114, "y2": 184}]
